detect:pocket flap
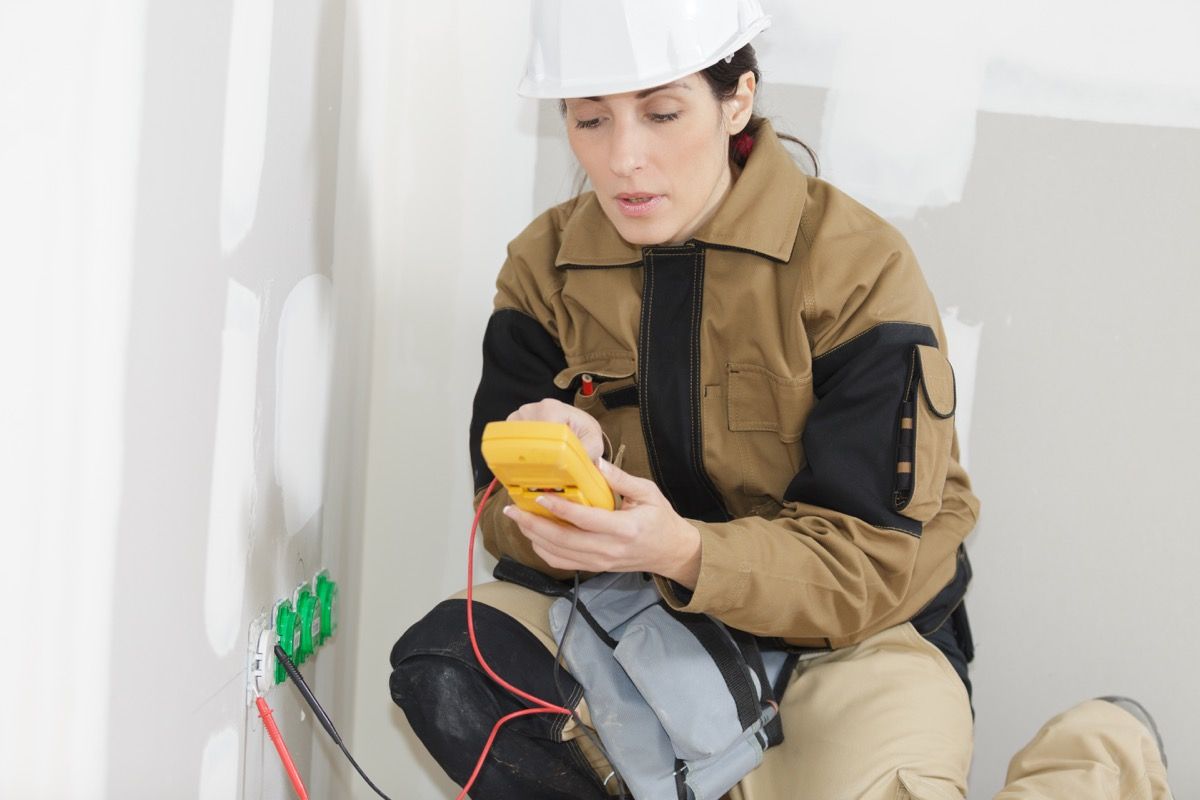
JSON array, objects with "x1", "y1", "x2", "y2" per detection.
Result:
[
  {"x1": 727, "y1": 363, "x2": 813, "y2": 442},
  {"x1": 915, "y1": 345, "x2": 956, "y2": 419},
  {"x1": 553, "y1": 352, "x2": 636, "y2": 390}
]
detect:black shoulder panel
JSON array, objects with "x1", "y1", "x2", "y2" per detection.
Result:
[
  {"x1": 784, "y1": 322, "x2": 938, "y2": 536},
  {"x1": 469, "y1": 308, "x2": 573, "y2": 492}
]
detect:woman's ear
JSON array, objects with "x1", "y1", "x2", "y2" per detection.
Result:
[{"x1": 724, "y1": 71, "x2": 757, "y2": 135}]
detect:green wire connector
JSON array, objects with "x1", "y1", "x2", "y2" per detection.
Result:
[
  {"x1": 315, "y1": 573, "x2": 338, "y2": 645},
  {"x1": 296, "y1": 587, "x2": 320, "y2": 664},
  {"x1": 274, "y1": 600, "x2": 297, "y2": 685},
  {"x1": 268, "y1": 574, "x2": 338, "y2": 689}
]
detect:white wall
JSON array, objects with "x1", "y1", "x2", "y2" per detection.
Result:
[
  {"x1": 343, "y1": 1, "x2": 542, "y2": 798},
  {"x1": 1, "y1": 2, "x2": 146, "y2": 794},
  {"x1": 1, "y1": 1, "x2": 373, "y2": 798}
]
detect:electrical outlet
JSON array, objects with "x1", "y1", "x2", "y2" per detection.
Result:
[
  {"x1": 275, "y1": 599, "x2": 299, "y2": 684},
  {"x1": 315, "y1": 572, "x2": 337, "y2": 644},
  {"x1": 247, "y1": 571, "x2": 340, "y2": 697},
  {"x1": 246, "y1": 612, "x2": 275, "y2": 705},
  {"x1": 251, "y1": 628, "x2": 276, "y2": 695},
  {"x1": 295, "y1": 586, "x2": 319, "y2": 664}
]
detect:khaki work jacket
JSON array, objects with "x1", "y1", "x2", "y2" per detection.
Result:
[{"x1": 469, "y1": 120, "x2": 981, "y2": 651}]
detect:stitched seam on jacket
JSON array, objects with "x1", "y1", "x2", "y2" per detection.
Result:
[
  {"x1": 557, "y1": 261, "x2": 644, "y2": 271},
  {"x1": 798, "y1": 209, "x2": 818, "y2": 325},
  {"x1": 690, "y1": 238, "x2": 785, "y2": 264},
  {"x1": 691, "y1": 251, "x2": 705, "y2": 489},
  {"x1": 638, "y1": 253, "x2": 675, "y2": 507},
  {"x1": 690, "y1": 249, "x2": 727, "y2": 515},
  {"x1": 567, "y1": 349, "x2": 636, "y2": 363},
  {"x1": 811, "y1": 320, "x2": 936, "y2": 363}
]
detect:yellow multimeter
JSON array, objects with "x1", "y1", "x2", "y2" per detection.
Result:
[{"x1": 481, "y1": 421, "x2": 615, "y2": 520}]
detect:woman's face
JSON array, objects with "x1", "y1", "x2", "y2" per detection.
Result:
[{"x1": 563, "y1": 71, "x2": 755, "y2": 247}]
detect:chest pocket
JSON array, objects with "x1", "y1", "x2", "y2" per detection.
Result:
[
  {"x1": 720, "y1": 363, "x2": 816, "y2": 507},
  {"x1": 554, "y1": 353, "x2": 651, "y2": 480}
]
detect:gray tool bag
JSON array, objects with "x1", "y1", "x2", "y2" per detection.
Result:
[{"x1": 497, "y1": 559, "x2": 795, "y2": 800}]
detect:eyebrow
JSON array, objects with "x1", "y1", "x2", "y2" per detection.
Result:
[{"x1": 582, "y1": 81, "x2": 691, "y2": 102}]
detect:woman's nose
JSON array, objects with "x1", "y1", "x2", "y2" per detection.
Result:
[{"x1": 608, "y1": 119, "x2": 647, "y2": 177}]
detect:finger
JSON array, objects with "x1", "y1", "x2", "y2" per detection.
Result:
[
  {"x1": 527, "y1": 539, "x2": 592, "y2": 572},
  {"x1": 506, "y1": 398, "x2": 570, "y2": 423},
  {"x1": 572, "y1": 424, "x2": 604, "y2": 462},
  {"x1": 536, "y1": 494, "x2": 628, "y2": 536},
  {"x1": 504, "y1": 403, "x2": 604, "y2": 461},
  {"x1": 598, "y1": 459, "x2": 663, "y2": 504},
  {"x1": 524, "y1": 399, "x2": 602, "y2": 459},
  {"x1": 520, "y1": 519, "x2": 590, "y2": 559},
  {"x1": 506, "y1": 402, "x2": 537, "y2": 421},
  {"x1": 503, "y1": 503, "x2": 571, "y2": 540},
  {"x1": 508, "y1": 504, "x2": 613, "y2": 564},
  {"x1": 505, "y1": 503, "x2": 606, "y2": 554}
]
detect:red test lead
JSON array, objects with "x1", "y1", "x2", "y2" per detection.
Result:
[
  {"x1": 457, "y1": 478, "x2": 572, "y2": 800},
  {"x1": 255, "y1": 695, "x2": 310, "y2": 800}
]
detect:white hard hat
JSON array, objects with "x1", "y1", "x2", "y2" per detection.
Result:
[{"x1": 518, "y1": 0, "x2": 771, "y2": 99}]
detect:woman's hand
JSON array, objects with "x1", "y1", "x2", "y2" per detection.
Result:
[
  {"x1": 502, "y1": 459, "x2": 703, "y2": 588},
  {"x1": 507, "y1": 398, "x2": 604, "y2": 462}
]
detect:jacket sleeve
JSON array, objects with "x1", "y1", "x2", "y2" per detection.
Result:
[
  {"x1": 469, "y1": 245, "x2": 578, "y2": 579},
  {"x1": 654, "y1": 228, "x2": 980, "y2": 640}
]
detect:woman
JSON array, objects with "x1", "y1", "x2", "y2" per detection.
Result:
[{"x1": 390, "y1": 2, "x2": 1171, "y2": 798}]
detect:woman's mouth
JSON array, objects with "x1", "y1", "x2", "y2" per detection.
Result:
[{"x1": 616, "y1": 194, "x2": 664, "y2": 217}]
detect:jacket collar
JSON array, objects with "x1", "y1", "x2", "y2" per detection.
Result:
[{"x1": 555, "y1": 119, "x2": 808, "y2": 268}]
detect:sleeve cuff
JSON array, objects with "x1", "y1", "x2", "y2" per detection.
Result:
[{"x1": 653, "y1": 521, "x2": 750, "y2": 615}]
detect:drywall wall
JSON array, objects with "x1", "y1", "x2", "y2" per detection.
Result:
[
  {"x1": 0, "y1": 2, "x2": 146, "y2": 794},
  {"x1": 343, "y1": 1, "x2": 544, "y2": 797},
  {"x1": 1, "y1": 1, "x2": 373, "y2": 797},
  {"x1": 100, "y1": 0, "x2": 370, "y2": 797}
]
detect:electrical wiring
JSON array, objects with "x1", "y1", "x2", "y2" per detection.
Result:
[
  {"x1": 274, "y1": 645, "x2": 393, "y2": 800},
  {"x1": 474, "y1": 477, "x2": 629, "y2": 798},
  {"x1": 267, "y1": 475, "x2": 622, "y2": 800},
  {"x1": 254, "y1": 694, "x2": 310, "y2": 800},
  {"x1": 455, "y1": 478, "x2": 573, "y2": 799}
]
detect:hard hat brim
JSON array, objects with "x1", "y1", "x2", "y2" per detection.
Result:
[{"x1": 516, "y1": 15, "x2": 771, "y2": 100}]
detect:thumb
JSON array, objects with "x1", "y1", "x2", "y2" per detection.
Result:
[
  {"x1": 598, "y1": 459, "x2": 660, "y2": 504},
  {"x1": 575, "y1": 428, "x2": 604, "y2": 463},
  {"x1": 565, "y1": 419, "x2": 603, "y2": 463}
]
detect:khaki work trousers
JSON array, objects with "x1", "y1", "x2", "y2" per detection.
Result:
[{"x1": 460, "y1": 581, "x2": 1172, "y2": 800}]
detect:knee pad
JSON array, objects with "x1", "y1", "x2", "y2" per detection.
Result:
[{"x1": 389, "y1": 599, "x2": 582, "y2": 734}]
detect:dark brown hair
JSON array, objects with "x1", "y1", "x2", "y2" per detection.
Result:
[{"x1": 557, "y1": 43, "x2": 819, "y2": 201}]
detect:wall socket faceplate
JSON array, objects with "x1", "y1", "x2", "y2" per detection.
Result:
[{"x1": 246, "y1": 571, "x2": 339, "y2": 704}]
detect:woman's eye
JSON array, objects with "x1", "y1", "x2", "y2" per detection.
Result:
[{"x1": 573, "y1": 112, "x2": 679, "y2": 130}]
